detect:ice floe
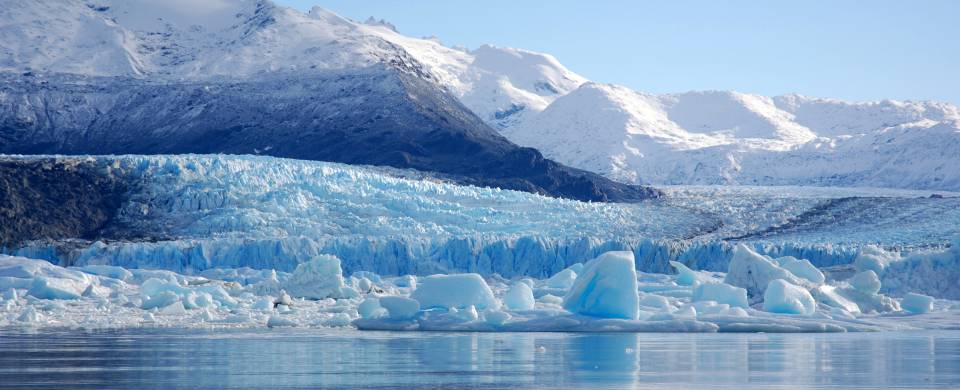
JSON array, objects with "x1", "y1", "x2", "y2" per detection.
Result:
[{"x1": 1, "y1": 243, "x2": 958, "y2": 332}]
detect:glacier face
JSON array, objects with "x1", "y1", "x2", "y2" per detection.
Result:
[{"x1": 3, "y1": 155, "x2": 957, "y2": 279}]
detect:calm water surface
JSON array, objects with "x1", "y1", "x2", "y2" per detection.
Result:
[{"x1": 0, "y1": 329, "x2": 958, "y2": 389}]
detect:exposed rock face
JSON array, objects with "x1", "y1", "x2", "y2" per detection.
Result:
[{"x1": 0, "y1": 158, "x2": 129, "y2": 247}]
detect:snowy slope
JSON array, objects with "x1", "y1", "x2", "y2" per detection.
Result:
[
  {"x1": 0, "y1": 0, "x2": 585, "y2": 129},
  {"x1": 506, "y1": 83, "x2": 960, "y2": 190},
  {"x1": 0, "y1": 0, "x2": 648, "y2": 202}
]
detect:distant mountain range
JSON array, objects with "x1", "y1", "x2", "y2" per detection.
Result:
[{"x1": 2, "y1": 0, "x2": 958, "y2": 193}]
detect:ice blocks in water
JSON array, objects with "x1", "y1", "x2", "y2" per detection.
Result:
[
  {"x1": 853, "y1": 246, "x2": 900, "y2": 275},
  {"x1": 283, "y1": 255, "x2": 357, "y2": 300},
  {"x1": 545, "y1": 269, "x2": 577, "y2": 289},
  {"x1": 27, "y1": 277, "x2": 86, "y2": 300},
  {"x1": 902, "y1": 293, "x2": 934, "y2": 314},
  {"x1": 763, "y1": 279, "x2": 816, "y2": 315},
  {"x1": 693, "y1": 283, "x2": 749, "y2": 308},
  {"x1": 725, "y1": 244, "x2": 804, "y2": 299},
  {"x1": 777, "y1": 257, "x2": 825, "y2": 284},
  {"x1": 562, "y1": 251, "x2": 639, "y2": 320},
  {"x1": 669, "y1": 261, "x2": 700, "y2": 286},
  {"x1": 850, "y1": 271, "x2": 881, "y2": 295},
  {"x1": 379, "y1": 296, "x2": 420, "y2": 320},
  {"x1": 410, "y1": 274, "x2": 500, "y2": 310},
  {"x1": 504, "y1": 283, "x2": 535, "y2": 310},
  {"x1": 358, "y1": 298, "x2": 387, "y2": 319}
]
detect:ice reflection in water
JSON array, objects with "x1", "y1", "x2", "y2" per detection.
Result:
[{"x1": 0, "y1": 329, "x2": 957, "y2": 389}]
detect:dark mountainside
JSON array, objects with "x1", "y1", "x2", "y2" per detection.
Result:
[
  {"x1": 0, "y1": 64, "x2": 659, "y2": 202},
  {"x1": 0, "y1": 158, "x2": 130, "y2": 248}
]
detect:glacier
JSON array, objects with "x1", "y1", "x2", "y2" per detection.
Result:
[{"x1": 3, "y1": 154, "x2": 958, "y2": 281}]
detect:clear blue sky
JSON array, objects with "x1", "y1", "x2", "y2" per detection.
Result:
[{"x1": 276, "y1": 1, "x2": 960, "y2": 104}]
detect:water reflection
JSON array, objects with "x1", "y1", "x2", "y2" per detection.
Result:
[{"x1": 0, "y1": 329, "x2": 957, "y2": 389}]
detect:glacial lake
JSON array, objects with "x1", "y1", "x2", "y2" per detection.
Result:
[{"x1": 1, "y1": 329, "x2": 958, "y2": 389}]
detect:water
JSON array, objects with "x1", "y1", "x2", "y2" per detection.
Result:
[{"x1": 1, "y1": 329, "x2": 958, "y2": 389}]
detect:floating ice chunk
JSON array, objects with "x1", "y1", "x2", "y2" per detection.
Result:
[
  {"x1": 379, "y1": 296, "x2": 420, "y2": 320},
  {"x1": 76, "y1": 265, "x2": 132, "y2": 281},
  {"x1": 17, "y1": 306, "x2": 41, "y2": 323},
  {"x1": 567, "y1": 263, "x2": 585, "y2": 274},
  {"x1": 693, "y1": 301, "x2": 729, "y2": 315},
  {"x1": 674, "y1": 305, "x2": 697, "y2": 318},
  {"x1": 545, "y1": 269, "x2": 577, "y2": 289},
  {"x1": 358, "y1": 298, "x2": 386, "y2": 319},
  {"x1": 763, "y1": 279, "x2": 816, "y2": 315},
  {"x1": 449, "y1": 305, "x2": 479, "y2": 322},
  {"x1": 778, "y1": 257, "x2": 825, "y2": 284},
  {"x1": 853, "y1": 246, "x2": 899, "y2": 275},
  {"x1": 322, "y1": 313, "x2": 353, "y2": 327},
  {"x1": 28, "y1": 277, "x2": 86, "y2": 300},
  {"x1": 142, "y1": 312, "x2": 156, "y2": 323},
  {"x1": 141, "y1": 278, "x2": 188, "y2": 297},
  {"x1": 504, "y1": 283, "x2": 535, "y2": 310},
  {"x1": 850, "y1": 271, "x2": 881, "y2": 295},
  {"x1": 813, "y1": 285, "x2": 860, "y2": 313},
  {"x1": 538, "y1": 294, "x2": 563, "y2": 305},
  {"x1": 484, "y1": 310, "x2": 511, "y2": 325},
  {"x1": 411, "y1": 274, "x2": 500, "y2": 310},
  {"x1": 562, "y1": 251, "x2": 639, "y2": 320},
  {"x1": 394, "y1": 275, "x2": 416, "y2": 288},
  {"x1": 283, "y1": 255, "x2": 358, "y2": 300},
  {"x1": 3, "y1": 287, "x2": 17, "y2": 301},
  {"x1": 669, "y1": 261, "x2": 700, "y2": 286},
  {"x1": 252, "y1": 297, "x2": 274, "y2": 311},
  {"x1": 142, "y1": 291, "x2": 181, "y2": 310},
  {"x1": 81, "y1": 284, "x2": 100, "y2": 298},
  {"x1": 902, "y1": 293, "x2": 934, "y2": 314},
  {"x1": 638, "y1": 294, "x2": 671, "y2": 310},
  {"x1": 158, "y1": 301, "x2": 187, "y2": 315},
  {"x1": 725, "y1": 244, "x2": 804, "y2": 299},
  {"x1": 356, "y1": 277, "x2": 374, "y2": 293},
  {"x1": 693, "y1": 283, "x2": 749, "y2": 308},
  {"x1": 200, "y1": 309, "x2": 216, "y2": 322},
  {"x1": 352, "y1": 271, "x2": 382, "y2": 284},
  {"x1": 838, "y1": 287, "x2": 900, "y2": 313},
  {"x1": 267, "y1": 315, "x2": 297, "y2": 328},
  {"x1": 274, "y1": 291, "x2": 294, "y2": 307}
]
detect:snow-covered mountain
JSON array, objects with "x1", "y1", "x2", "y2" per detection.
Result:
[
  {"x1": 0, "y1": 0, "x2": 585, "y2": 128},
  {"x1": 3, "y1": 0, "x2": 957, "y2": 192},
  {"x1": 0, "y1": 0, "x2": 651, "y2": 202},
  {"x1": 505, "y1": 84, "x2": 960, "y2": 190}
]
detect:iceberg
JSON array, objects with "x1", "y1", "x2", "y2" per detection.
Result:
[
  {"x1": 901, "y1": 293, "x2": 934, "y2": 314},
  {"x1": 283, "y1": 255, "x2": 358, "y2": 300},
  {"x1": 562, "y1": 251, "x2": 639, "y2": 320},
  {"x1": 503, "y1": 283, "x2": 535, "y2": 310},
  {"x1": 378, "y1": 296, "x2": 420, "y2": 320},
  {"x1": 724, "y1": 244, "x2": 805, "y2": 299},
  {"x1": 410, "y1": 274, "x2": 500, "y2": 310},
  {"x1": 849, "y1": 271, "x2": 881, "y2": 295},
  {"x1": 692, "y1": 283, "x2": 749, "y2": 308},
  {"x1": 763, "y1": 279, "x2": 817, "y2": 315}
]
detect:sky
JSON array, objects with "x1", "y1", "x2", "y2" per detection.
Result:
[{"x1": 276, "y1": 1, "x2": 960, "y2": 104}]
